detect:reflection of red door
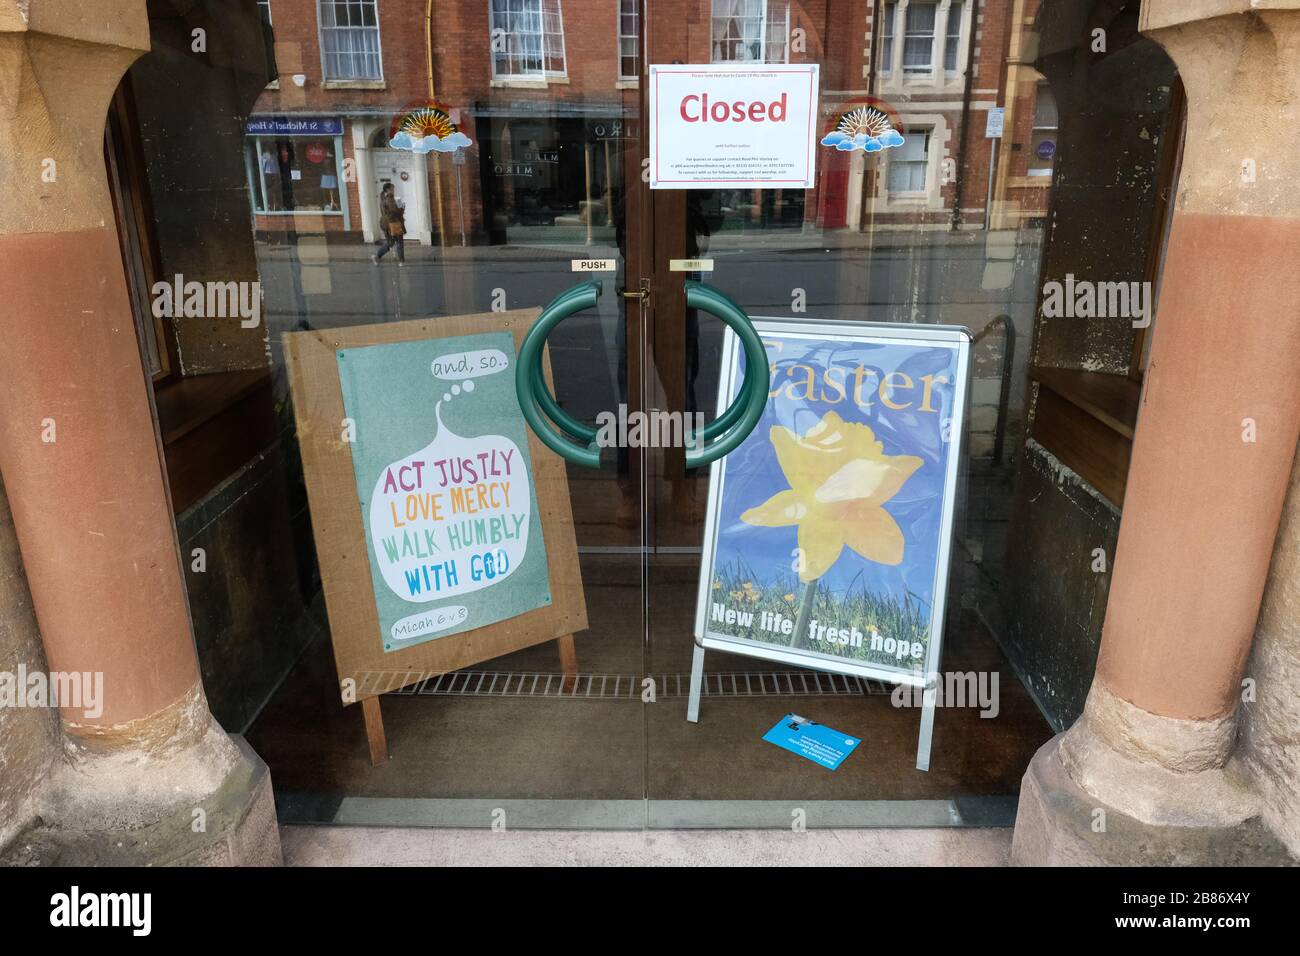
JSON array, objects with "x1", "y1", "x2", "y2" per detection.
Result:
[{"x1": 821, "y1": 153, "x2": 850, "y2": 229}]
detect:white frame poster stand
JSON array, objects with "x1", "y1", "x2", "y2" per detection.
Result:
[{"x1": 688, "y1": 317, "x2": 971, "y2": 771}]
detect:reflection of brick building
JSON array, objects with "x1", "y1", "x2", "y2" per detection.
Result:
[
  {"x1": 249, "y1": 0, "x2": 639, "y2": 245},
  {"x1": 814, "y1": 0, "x2": 1052, "y2": 231},
  {"x1": 246, "y1": 0, "x2": 1054, "y2": 242}
]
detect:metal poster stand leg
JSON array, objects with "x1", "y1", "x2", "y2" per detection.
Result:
[
  {"x1": 686, "y1": 642, "x2": 706, "y2": 723},
  {"x1": 916, "y1": 680, "x2": 937, "y2": 772}
]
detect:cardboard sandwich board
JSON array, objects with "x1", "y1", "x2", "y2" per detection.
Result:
[{"x1": 284, "y1": 308, "x2": 587, "y2": 763}]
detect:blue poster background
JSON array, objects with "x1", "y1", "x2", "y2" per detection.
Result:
[{"x1": 702, "y1": 331, "x2": 961, "y2": 674}]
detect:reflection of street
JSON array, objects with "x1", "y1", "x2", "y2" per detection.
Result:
[
  {"x1": 259, "y1": 227, "x2": 1040, "y2": 416},
  {"x1": 259, "y1": 228, "x2": 1040, "y2": 320}
]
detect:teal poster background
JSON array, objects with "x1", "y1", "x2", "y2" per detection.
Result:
[
  {"x1": 336, "y1": 331, "x2": 550, "y2": 653},
  {"x1": 700, "y1": 331, "x2": 961, "y2": 676}
]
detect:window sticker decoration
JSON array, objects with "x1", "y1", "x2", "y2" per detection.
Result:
[
  {"x1": 388, "y1": 103, "x2": 472, "y2": 154},
  {"x1": 821, "y1": 99, "x2": 906, "y2": 153}
]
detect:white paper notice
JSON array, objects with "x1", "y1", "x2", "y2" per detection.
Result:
[{"x1": 648, "y1": 63, "x2": 820, "y2": 190}]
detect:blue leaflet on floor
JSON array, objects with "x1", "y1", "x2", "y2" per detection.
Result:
[{"x1": 762, "y1": 714, "x2": 860, "y2": 770}]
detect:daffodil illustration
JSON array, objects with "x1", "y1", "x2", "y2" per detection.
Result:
[{"x1": 741, "y1": 411, "x2": 922, "y2": 582}]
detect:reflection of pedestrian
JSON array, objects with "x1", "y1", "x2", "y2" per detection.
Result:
[
  {"x1": 261, "y1": 149, "x2": 281, "y2": 210},
  {"x1": 371, "y1": 182, "x2": 406, "y2": 265}
]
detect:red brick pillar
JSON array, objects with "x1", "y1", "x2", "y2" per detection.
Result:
[
  {"x1": 0, "y1": 1, "x2": 278, "y2": 864},
  {"x1": 1012, "y1": 2, "x2": 1300, "y2": 865}
]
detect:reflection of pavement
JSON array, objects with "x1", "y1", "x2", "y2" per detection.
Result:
[
  {"x1": 259, "y1": 226, "x2": 1041, "y2": 494},
  {"x1": 256, "y1": 228, "x2": 1040, "y2": 359},
  {"x1": 252, "y1": 225, "x2": 989, "y2": 265}
]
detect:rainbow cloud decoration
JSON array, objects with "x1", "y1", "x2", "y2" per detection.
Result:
[
  {"x1": 821, "y1": 106, "x2": 905, "y2": 153},
  {"x1": 389, "y1": 105, "x2": 472, "y2": 154}
]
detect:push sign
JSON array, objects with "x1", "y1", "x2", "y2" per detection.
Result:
[{"x1": 648, "y1": 63, "x2": 820, "y2": 190}]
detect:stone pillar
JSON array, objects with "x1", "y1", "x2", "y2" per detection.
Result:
[
  {"x1": 1012, "y1": 1, "x2": 1300, "y2": 865},
  {"x1": 0, "y1": 0, "x2": 279, "y2": 865}
]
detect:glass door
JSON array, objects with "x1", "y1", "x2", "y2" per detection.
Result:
[
  {"x1": 248, "y1": 0, "x2": 654, "y2": 827},
  {"x1": 638, "y1": 0, "x2": 1053, "y2": 825},
  {"x1": 244, "y1": 0, "x2": 1061, "y2": 828}
]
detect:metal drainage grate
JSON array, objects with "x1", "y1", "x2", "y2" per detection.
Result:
[{"x1": 355, "y1": 670, "x2": 896, "y2": 701}]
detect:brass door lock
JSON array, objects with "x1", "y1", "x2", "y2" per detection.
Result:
[{"x1": 621, "y1": 278, "x2": 650, "y2": 302}]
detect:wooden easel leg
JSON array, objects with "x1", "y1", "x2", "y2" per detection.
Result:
[
  {"x1": 361, "y1": 696, "x2": 388, "y2": 766},
  {"x1": 557, "y1": 633, "x2": 579, "y2": 693}
]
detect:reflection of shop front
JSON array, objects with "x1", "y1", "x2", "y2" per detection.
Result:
[
  {"x1": 244, "y1": 115, "x2": 350, "y2": 232},
  {"x1": 245, "y1": 112, "x2": 443, "y2": 246},
  {"x1": 474, "y1": 107, "x2": 630, "y2": 245},
  {"x1": 366, "y1": 126, "x2": 433, "y2": 246}
]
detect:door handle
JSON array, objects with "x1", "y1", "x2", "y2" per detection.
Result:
[
  {"x1": 515, "y1": 280, "x2": 770, "y2": 469},
  {"x1": 621, "y1": 278, "x2": 650, "y2": 302},
  {"x1": 515, "y1": 280, "x2": 604, "y2": 469},
  {"x1": 681, "y1": 280, "x2": 770, "y2": 468}
]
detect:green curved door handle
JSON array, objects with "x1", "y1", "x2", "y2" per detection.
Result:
[
  {"x1": 515, "y1": 280, "x2": 604, "y2": 469},
  {"x1": 515, "y1": 280, "x2": 771, "y2": 469},
  {"x1": 682, "y1": 280, "x2": 770, "y2": 468}
]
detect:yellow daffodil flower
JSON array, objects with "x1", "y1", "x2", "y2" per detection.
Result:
[{"x1": 740, "y1": 411, "x2": 922, "y2": 582}]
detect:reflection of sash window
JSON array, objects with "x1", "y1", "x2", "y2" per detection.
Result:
[
  {"x1": 618, "y1": 0, "x2": 639, "y2": 80},
  {"x1": 880, "y1": 2, "x2": 965, "y2": 77},
  {"x1": 490, "y1": 0, "x2": 568, "y2": 78},
  {"x1": 318, "y1": 0, "x2": 383, "y2": 81},
  {"x1": 710, "y1": 0, "x2": 790, "y2": 64},
  {"x1": 944, "y1": 3, "x2": 964, "y2": 72},
  {"x1": 887, "y1": 129, "x2": 931, "y2": 194},
  {"x1": 880, "y1": 3, "x2": 896, "y2": 75},
  {"x1": 903, "y1": 3, "x2": 938, "y2": 73}
]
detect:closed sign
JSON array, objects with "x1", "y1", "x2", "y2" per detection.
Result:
[{"x1": 648, "y1": 63, "x2": 820, "y2": 190}]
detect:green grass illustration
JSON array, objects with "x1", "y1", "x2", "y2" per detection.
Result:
[{"x1": 705, "y1": 559, "x2": 930, "y2": 670}]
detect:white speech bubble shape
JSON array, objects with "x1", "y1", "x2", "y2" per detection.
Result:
[
  {"x1": 430, "y1": 349, "x2": 510, "y2": 381},
  {"x1": 369, "y1": 411, "x2": 530, "y2": 606}
]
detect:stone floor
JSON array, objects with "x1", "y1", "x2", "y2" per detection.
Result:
[
  {"x1": 249, "y1": 566, "x2": 1050, "y2": 819},
  {"x1": 281, "y1": 824, "x2": 1013, "y2": 866},
  {"x1": 247, "y1": 462, "x2": 1047, "y2": 827}
]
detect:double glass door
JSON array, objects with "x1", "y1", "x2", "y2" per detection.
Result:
[{"x1": 249, "y1": 0, "x2": 1055, "y2": 826}]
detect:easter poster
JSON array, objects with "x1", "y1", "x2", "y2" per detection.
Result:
[
  {"x1": 336, "y1": 332, "x2": 550, "y2": 654},
  {"x1": 695, "y1": 320, "x2": 969, "y2": 682}
]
